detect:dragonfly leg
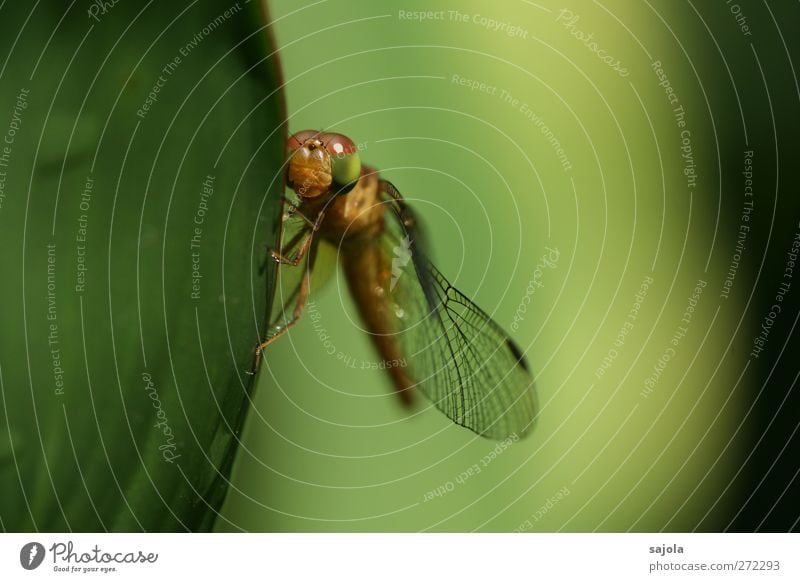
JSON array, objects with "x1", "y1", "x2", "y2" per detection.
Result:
[
  {"x1": 268, "y1": 205, "x2": 327, "y2": 266},
  {"x1": 252, "y1": 266, "x2": 312, "y2": 371},
  {"x1": 260, "y1": 225, "x2": 310, "y2": 275},
  {"x1": 270, "y1": 232, "x2": 313, "y2": 266},
  {"x1": 282, "y1": 196, "x2": 316, "y2": 228}
]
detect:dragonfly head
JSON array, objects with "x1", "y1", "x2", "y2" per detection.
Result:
[{"x1": 287, "y1": 130, "x2": 361, "y2": 198}]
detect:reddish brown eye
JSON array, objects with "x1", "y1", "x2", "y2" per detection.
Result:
[
  {"x1": 287, "y1": 129, "x2": 322, "y2": 151},
  {"x1": 321, "y1": 132, "x2": 357, "y2": 157}
]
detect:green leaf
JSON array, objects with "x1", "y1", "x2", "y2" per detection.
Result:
[{"x1": 0, "y1": 0, "x2": 285, "y2": 531}]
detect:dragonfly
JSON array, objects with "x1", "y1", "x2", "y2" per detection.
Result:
[{"x1": 255, "y1": 130, "x2": 536, "y2": 439}]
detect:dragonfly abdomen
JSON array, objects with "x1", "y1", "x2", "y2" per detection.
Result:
[{"x1": 342, "y1": 237, "x2": 415, "y2": 406}]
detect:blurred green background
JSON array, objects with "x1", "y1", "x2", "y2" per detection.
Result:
[{"x1": 219, "y1": 0, "x2": 794, "y2": 532}]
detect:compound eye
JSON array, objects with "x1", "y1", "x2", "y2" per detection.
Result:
[
  {"x1": 321, "y1": 132, "x2": 357, "y2": 157},
  {"x1": 287, "y1": 129, "x2": 322, "y2": 151},
  {"x1": 322, "y1": 132, "x2": 361, "y2": 186}
]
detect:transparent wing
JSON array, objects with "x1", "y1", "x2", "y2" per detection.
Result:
[{"x1": 377, "y1": 181, "x2": 537, "y2": 439}]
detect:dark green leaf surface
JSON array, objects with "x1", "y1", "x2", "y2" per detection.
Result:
[{"x1": 0, "y1": 0, "x2": 285, "y2": 531}]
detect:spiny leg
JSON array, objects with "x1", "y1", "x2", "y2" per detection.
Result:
[
  {"x1": 259, "y1": 198, "x2": 319, "y2": 273},
  {"x1": 252, "y1": 258, "x2": 313, "y2": 372},
  {"x1": 270, "y1": 231, "x2": 314, "y2": 266},
  {"x1": 282, "y1": 195, "x2": 316, "y2": 227},
  {"x1": 260, "y1": 231, "x2": 314, "y2": 273},
  {"x1": 265, "y1": 205, "x2": 326, "y2": 268}
]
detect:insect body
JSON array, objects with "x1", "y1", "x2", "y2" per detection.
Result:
[{"x1": 257, "y1": 130, "x2": 536, "y2": 439}]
